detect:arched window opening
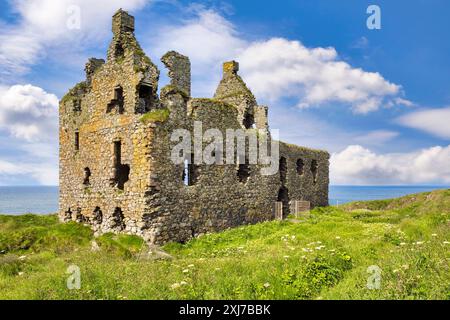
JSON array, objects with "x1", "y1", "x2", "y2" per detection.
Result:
[
  {"x1": 243, "y1": 112, "x2": 255, "y2": 129},
  {"x1": 277, "y1": 186, "x2": 290, "y2": 218},
  {"x1": 83, "y1": 167, "x2": 91, "y2": 186},
  {"x1": 93, "y1": 207, "x2": 103, "y2": 224},
  {"x1": 137, "y1": 83, "x2": 153, "y2": 113}
]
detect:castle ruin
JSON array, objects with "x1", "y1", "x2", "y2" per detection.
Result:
[{"x1": 59, "y1": 9, "x2": 329, "y2": 244}]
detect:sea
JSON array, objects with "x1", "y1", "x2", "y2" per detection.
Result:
[{"x1": 0, "y1": 185, "x2": 448, "y2": 215}]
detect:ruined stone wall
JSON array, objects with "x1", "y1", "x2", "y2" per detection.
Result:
[{"x1": 59, "y1": 9, "x2": 330, "y2": 245}]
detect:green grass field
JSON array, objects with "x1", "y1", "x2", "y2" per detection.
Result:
[{"x1": 0, "y1": 189, "x2": 449, "y2": 300}]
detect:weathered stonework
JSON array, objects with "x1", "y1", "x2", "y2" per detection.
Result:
[{"x1": 59, "y1": 9, "x2": 329, "y2": 244}]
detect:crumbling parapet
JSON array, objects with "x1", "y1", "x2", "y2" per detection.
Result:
[
  {"x1": 161, "y1": 51, "x2": 191, "y2": 97},
  {"x1": 85, "y1": 58, "x2": 105, "y2": 85},
  {"x1": 254, "y1": 105, "x2": 269, "y2": 131}
]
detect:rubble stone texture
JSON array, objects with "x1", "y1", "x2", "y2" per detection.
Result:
[{"x1": 59, "y1": 9, "x2": 330, "y2": 244}]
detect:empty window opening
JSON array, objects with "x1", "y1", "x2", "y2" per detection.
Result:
[
  {"x1": 73, "y1": 99, "x2": 81, "y2": 112},
  {"x1": 237, "y1": 164, "x2": 250, "y2": 183},
  {"x1": 107, "y1": 86, "x2": 124, "y2": 114},
  {"x1": 64, "y1": 208, "x2": 72, "y2": 221},
  {"x1": 75, "y1": 208, "x2": 85, "y2": 223},
  {"x1": 83, "y1": 167, "x2": 91, "y2": 186},
  {"x1": 296, "y1": 159, "x2": 304, "y2": 176},
  {"x1": 277, "y1": 186, "x2": 290, "y2": 218},
  {"x1": 93, "y1": 207, "x2": 103, "y2": 224},
  {"x1": 112, "y1": 207, "x2": 125, "y2": 230},
  {"x1": 243, "y1": 112, "x2": 255, "y2": 129},
  {"x1": 75, "y1": 131, "x2": 80, "y2": 151},
  {"x1": 279, "y1": 157, "x2": 287, "y2": 185},
  {"x1": 311, "y1": 160, "x2": 318, "y2": 184},
  {"x1": 115, "y1": 42, "x2": 125, "y2": 60},
  {"x1": 183, "y1": 154, "x2": 199, "y2": 186},
  {"x1": 111, "y1": 141, "x2": 130, "y2": 190},
  {"x1": 137, "y1": 84, "x2": 153, "y2": 113},
  {"x1": 237, "y1": 154, "x2": 250, "y2": 183}
]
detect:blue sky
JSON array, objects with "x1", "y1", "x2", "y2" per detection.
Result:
[{"x1": 0, "y1": 0, "x2": 449, "y2": 186}]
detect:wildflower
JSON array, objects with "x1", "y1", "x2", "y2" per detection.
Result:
[
  {"x1": 283, "y1": 255, "x2": 290, "y2": 259},
  {"x1": 215, "y1": 268, "x2": 221, "y2": 271},
  {"x1": 182, "y1": 269, "x2": 189, "y2": 273},
  {"x1": 443, "y1": 241, "x2": 450, "y2": 245},
  {"x1": 301, "y1": 255, "x2": 307, "y2": 259},
  {"x1": 263, "y1": 283, "x2": 270, "y2": 288},
  {"x1": 18, "y1": 255, "x2": 27, "y2": 261},
  {"x1": 431, "y1": 234, "x2": 437, "y2": 237},
  {"x1": 291, "y1": 235, "x2": 296, "y2": 240},
  {"x1": 335, "y1": 236, "x2": 341, "y2": 240},
  {"x1": 416, "y1": 241, "x2": 424, "y2": 245},
  {"x1": 401, "y1": 264, "x2": 409, "y2": 270},
  {"x1": 187, "y1": 264, "x2": 194, "y2": 268},
  {"x1": 171, "y1": 283, "x2": 181, "y2": 289},
  {"x1": 18, "y1": 272, "x2": 24, "y2": 276},
  {"x1": 393, "y1": 269, "x2": 399, "y2": 274},
  {"x1": 399, "y1": 242, "x2": 406, "y2": 246},
  {"x1": 315, "y1": 246, "x2": 322, "y2": 250},
  {"x1": 237, "y1": 246, "x2": 244, "y2": 250},
  {"x1": 180, "y1": 281, "x2": 188, "y2": 286}
]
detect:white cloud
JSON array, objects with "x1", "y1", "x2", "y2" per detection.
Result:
[
  {"x1": 0, "y1": 84, "x2": 59, "y2": 185},
  {"x1": 0, "y1": 84, "x2": 59, "y2": 141},
  {"x1": 0, "y1": 0, "x2": 150, "y2": 76},
  {"x1": 151, "y1": 9, "x2": 409, "y2": 113},
  {"x1": 354, "y1": 130, "x2": 399, "y2": 146},
  {"x1": 397, "y1": 107, "x2": 450, "y2": 140},
  {"x1": 330, "y1": 145, "x2": 450, "y2": 185}
]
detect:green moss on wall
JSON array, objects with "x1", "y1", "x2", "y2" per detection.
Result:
[{"x1": 139, "y1": 108, "x2": 171, "y2": 124}]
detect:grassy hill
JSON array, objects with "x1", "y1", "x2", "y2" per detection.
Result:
[{"x1": 0, "y1": 189, "x2": 449, "y2": 300}]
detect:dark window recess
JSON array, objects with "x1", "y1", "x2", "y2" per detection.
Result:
[
  {"x1": 64, "y1": 208, "x2": 72, "y2": 221},
  {"x1": 83, "y1": 167, "x2": 91, "y2": 186},
  {"x1": 296, "y1": 159, "x2": 304, "y2": 176},
  {"x1": 277, "y1": 186, "x2": 290, "y2": 218},
  {"x1": 73, "y1": 99, "x2": 81, "y2": 112},
  {"x1": 279, "y1": 157, "x2": 287, "y2": 185},
  {"x1": 137, "y1": 84, "x2": 153, "y2": 113},
  {"x1": 243, "y1": 112, "x2": 255, "y2": 129},
  {"x1": 107, "y1": 86, "x2": 124, "y2": 114},
  {"x1": 75, "y1": 208, "x2": 85, "y2": 223},
  {"x1": 115, "y1": 42, "x2": 125, "y2": 60},
  {"x1": 184, "y1": 154, "x2": 199, "y2": 186},
  {"x1": 110, "y1": 141, "x2": 130, "y2": 190},
  {"x1": 93, "y1": 207, "x2": 103, "y2": 224},
  {"x1": 112, "y1": 207, "x2": 125, "y2": 230},
  {"x1": 75, "y1": 131, "x2": 80, "y2": 151},
  {"x1": 237, "y1": 155, "x2": 250, "y2": 183},
  {"x1": 311, "y1": 160, "x2": 318, "y2": 184}
]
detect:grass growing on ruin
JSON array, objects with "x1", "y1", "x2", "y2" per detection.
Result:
[
  {"x1": 0, "y1": 190, "x2": 449, "y2": 300},
  {"x1": 139, "y1": 108, "x2": 170, "y2": 124}
]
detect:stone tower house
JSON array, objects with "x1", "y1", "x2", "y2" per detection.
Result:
[{"x1": 59, "y1": 9, "x2": 329, "y2": 244}]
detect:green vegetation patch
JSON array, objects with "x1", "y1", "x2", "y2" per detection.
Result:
[
  {"x1": 139, "y1": 108, "x2": 170, "y2": 124},
  {"x1": 0, "y1": 189, "x2": 448, "y2": 300}
]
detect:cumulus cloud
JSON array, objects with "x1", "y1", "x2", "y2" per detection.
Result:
[
  {"x1": 330, "y1": 145, "x2": 450, "y2": 185},
  {"x1": 0, "y1": 0, "x2": 150, "y2": 76},
  {"x1": 0, "y1": 84, "x2": 59, "y2": 185},
  {"x1": 0, "y1": 84, "x2": 59, "y2": 141},
  {"x1": 151, "y1": 9, "x2": 409, "y2": 113},
  {"x1": 397, "y1": 107, "x2": 450, "y2": 140}
]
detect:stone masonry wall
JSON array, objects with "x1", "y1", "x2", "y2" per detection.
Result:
[{"x1": 59, "y1": 9, "x2": 330, "y2": 245}]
